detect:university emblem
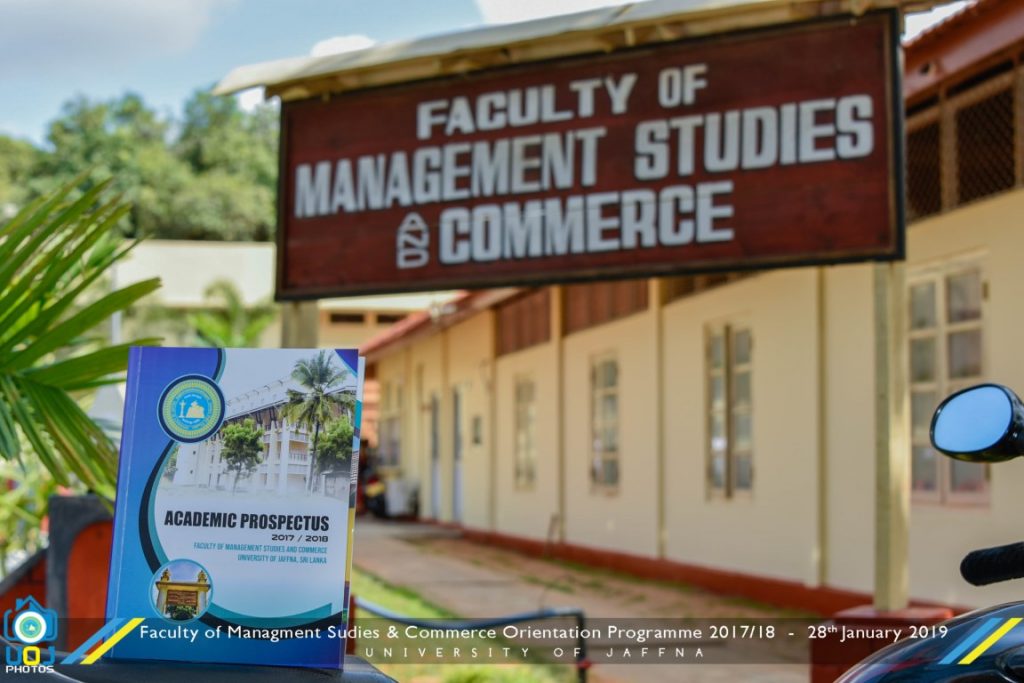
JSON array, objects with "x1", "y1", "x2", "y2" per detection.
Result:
[{"x1": 158, "y1": 375, "x2": 225, "y2": 443}]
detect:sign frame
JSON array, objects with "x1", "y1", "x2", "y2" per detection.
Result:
[{"x1": 274, "y1": 9, "x2": 905, "y2": 301}]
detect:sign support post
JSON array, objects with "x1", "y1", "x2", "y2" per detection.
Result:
[
  {"x1": 873, "y1": 261, "x2": 910, "y2": 611},
  {"x1": 281, "y1": 301, "x2": 319, "y2": 347}
]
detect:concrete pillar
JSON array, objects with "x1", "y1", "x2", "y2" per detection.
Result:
[
  {"x1": 551, "y1": 286, "x2": 565, "y2": 542},
  {"x1": 873, "y1": 262, "x2": 910, "y2": 611},
  {"x1": 279, "y1": 422, "x2": 291, "y2": 495},
  {"x1": 156, "y1": 585, "x2": 168, "y2": 614},
  {"x1": 266, "y1": 427, "x2": 278, "y2": 490},
  {"x1": 281, "y1": 301, "x2": 319, "y2": 348}
]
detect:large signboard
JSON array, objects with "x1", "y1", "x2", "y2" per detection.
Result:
[{"x1": 277, "y1": 11, "x2": 902, "y2": 298}]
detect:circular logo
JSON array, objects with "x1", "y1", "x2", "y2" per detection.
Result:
[
  {"x1": 13, "y1": 611, "x2": 47, "y2": 644},
  {"x1": 158, "y1": 375, "x2": 225, "y2": 443}
]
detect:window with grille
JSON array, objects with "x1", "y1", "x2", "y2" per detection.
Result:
[
  {"x1": 707, "y1": 324, "x2": 753, "y2": 497},
  {"x1": 513, "y1": 377, "x2": 537, "y2": 489},
  {"x1": 955, "y1": 86, "x2": 1014, "y2": 206},
  {"x1": 906, "y1": 119, "x2": 941, "y2": 220},
  {"x1": 903, "y1": 61, "x2": 1021, "y2": 221},
  {"x1": 565, "y1": 280, "x2": 648, "y2": 335},
  {"x1": 909, "y1": 263, "x2": 987, "y2": 504},
  {"x1": 590, "y1": 355, "x2": 619, "y2": 489},
  {"x1": 497, "y1": 289, "x2": 551, "y2": 356}
]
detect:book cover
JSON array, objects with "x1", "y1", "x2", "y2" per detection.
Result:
[{"x1": 104, "y1": 347, "x2": 363, "y2": 668}]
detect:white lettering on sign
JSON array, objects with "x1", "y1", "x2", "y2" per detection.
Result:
[
  {"x1": 435, "y1": 181, "x2": 734, "y2": 266},
  {"x1": 295, "y1": 128, "x2": 608, "y2": 217},
  {"x1": 396, "y1": 213, "x2": 430, "y2": 269},
  {"x1": 292, "y1": 65, "x2": 879, "y2": 271},
  {"x1": 416, "y1": 77, "x2": 638, "y2": 140}
]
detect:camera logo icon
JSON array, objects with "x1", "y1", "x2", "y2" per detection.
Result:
[{"x1": 4, "y1": 596, "x2": 57, "y2": 671}]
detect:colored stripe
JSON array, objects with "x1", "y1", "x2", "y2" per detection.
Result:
[
  {"x1": 938, "y1": 617, "x2": 1001, "y2": 665},
  {"x1": 959, "y1": 617, "x2": 1022, "y2": 665},
  {"x1": 62, "y1": 619, "x2": 125, "y2": 665},
  {"x1": 81, "y1": 617, "x2": 144, "y2": 665}
]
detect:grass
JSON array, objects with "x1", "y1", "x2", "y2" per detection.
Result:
[
  {"x1": 352, "y1": 566, "x2": 459, "y2": 618},
  {"x1": 350, "y1": 567, "x2": 574, "y2": 683}
]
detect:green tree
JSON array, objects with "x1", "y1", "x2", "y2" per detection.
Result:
[
  {"x1": 0, "y1": 455, "x2": 60, "y2": 578},
  {"x1": 316, "y1": 416, "x2": 354, "y2": 477},
  {"x1": 162, "y1": 171, "x2": 274, "y2": 241},
  {"x1": 0, "y1": 135, "x2": 42, "y2": 215},
  {"x1": 219, "y1": 418, "x2": 264, "y2": 494},
  {"x1": 0, "y1": 177, "x2": 160, "y2": 499},
  {"x1": 188, "y1": 280, "x2": 276, "y2": 348},
  {"x1": 177, "y1": 89, "x2": 278, "y2": 188},
  {"x1": 26, "y1": 89, "x2": 280, "y2": 242},
  {"x1": 167, "y1": 89, "x2": 277, "y2": 241},
  {"x1": 281, "y1": 351, "x2": 353, "y2": 493},
  {"x1": 36, "y1": 94, "x2": 189, "y2": 238}
]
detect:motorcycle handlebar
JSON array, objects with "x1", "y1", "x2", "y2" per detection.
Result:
[{"x1": 961, "y1": 542, "x2": 1024, "y2": 586}]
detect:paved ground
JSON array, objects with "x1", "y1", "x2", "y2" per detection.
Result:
[{"x1": 352, "y1": 519, "x2": 811, "y2": 683}]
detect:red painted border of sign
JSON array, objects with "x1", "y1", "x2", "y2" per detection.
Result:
[{"x1": 274, "y1": 9, "x2": 905, "y2": 300}]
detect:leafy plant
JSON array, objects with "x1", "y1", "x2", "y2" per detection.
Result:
[
  {"x1": 11, "y1": 88, "x2": 278, "y2": 242},
  {"x1": 219, "y1": 418, "x2": 264, "y2": 493},
  {"x1": 0, "y1": 177, "x2": 160, "y2": 499},
  {"x1": 316, "y1": 416, "x2": 354, "y2": 476},
  {"x1": 0, "y1": 456, "x2": 61, "y2": 578},
  {"x1": 281, "y1": 351, "x2": 353, "y2": 493},
  {"x1": 169, "y1": 605, "x2": 196, "y2": 621},
  {"x1": 188, "y1": 279, "x2": 276, "y2": 348}
]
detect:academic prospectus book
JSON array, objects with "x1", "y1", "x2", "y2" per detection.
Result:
[{"x1": 105, "y1": 347, "x2": 364, "y2": 668}]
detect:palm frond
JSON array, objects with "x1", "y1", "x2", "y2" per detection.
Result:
[{"x1": 0, "y1": 178, "x2": 162, "y2": 498}]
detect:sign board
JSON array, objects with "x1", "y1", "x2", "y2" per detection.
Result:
[
  {"x1": 277, "y1": 11, "x2": 902, "y2": 299},
  {"x1": 165, "y1": 589, "x2": 199, "y2": 608}
]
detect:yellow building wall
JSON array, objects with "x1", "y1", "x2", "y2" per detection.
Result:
[
  {"x1": 375, "y1": 350, "x2": 412, "y2": 478},
  {"x1": 367, "y1": 187, "x2": 1024, "y2": 608},
  {"x1": 903, "y1": 188, "x2": 1024, "y2": 608},
  {"x1": 661, "y1": 269, "x2": 821, "y2": 584},
  {"x1": 494, "y1": 341, "x2": 561, "y2": 541},
  {"x1": 444, "y1": 312, "x2": 496, "y2": 530},
  {"x1": 373, "y1": 317, "x2": 495, "y2": 527},
  {"x1": 562, "y1": 310, "x2": 660, "y2": 557},
  {"x1": 407, "y1": 334, "x2": 445, "y2": 521}
]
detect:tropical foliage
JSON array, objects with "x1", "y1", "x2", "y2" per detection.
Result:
[
  {"x1": 0, "y1": 178, "x2": 160, "y2": 499},
  {"x1": 219, "y1": 418, "x2": 264, "y2": 493},
  {"x1": 0, "y1": 89, "x2": 277, "y2": 242},
  {"x1": 281, "y1": 351, "x2": 353, "y2": 492},
  {"x1": 188, "y1": 280, "x2": 276, "y2": 348},
  {"x1": 317, "y1": 416, "x2": 354, "y2": 476},
  {"x1": 0, "y1": 455, "x2": 60, "y2": 578}
]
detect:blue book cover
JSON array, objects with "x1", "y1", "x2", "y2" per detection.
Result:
[{"x1": 104, "y1": 347, "x2": 364, "y2": 668}]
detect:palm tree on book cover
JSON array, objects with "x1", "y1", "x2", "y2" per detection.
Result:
[{"x1": 282, "y1": 350, "x2": 352, "y2": 493}]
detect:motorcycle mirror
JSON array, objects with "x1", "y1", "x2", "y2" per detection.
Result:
[{"x1": 931, "y1": 383, "x2": 1024, "y2": 462}]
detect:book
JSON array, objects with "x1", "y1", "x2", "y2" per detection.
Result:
[{"x1": 105, "y1": 347, "x2": 364, "y2": 668}]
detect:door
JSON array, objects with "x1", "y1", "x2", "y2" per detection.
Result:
[
  {"x1": 430, "y1": 394, "x2": 440, "y2": 519},
  {"x1": 452, "y1": 387, "x2": 463, "y2": 524}
]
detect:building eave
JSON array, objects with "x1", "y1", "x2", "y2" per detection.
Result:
[{"x1": 215, "y1": 0, "x2": 940, "y2": 103}]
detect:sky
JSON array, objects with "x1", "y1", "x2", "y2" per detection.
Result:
[{"x1": 0, "y1": 0, "x2": 969, "y2": 145}]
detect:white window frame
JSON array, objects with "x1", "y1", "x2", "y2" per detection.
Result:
[
  {"x1": 513, "y1": 376, "x2": 537, "y2": 490},
  {"x1": 379, "y1": 380, "x2": 402, "y2": 469},
  {"x1": 590, "y1": 353, "x2": 620, "y2": 492},
  {"x1": 909, "y1": 256, "x2": 988, "y2": 506},
  {"x1": 706, "y1": 322, "x2": 753, "y2": 499}
]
